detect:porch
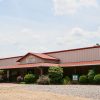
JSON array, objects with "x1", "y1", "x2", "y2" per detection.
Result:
[
  {"x1": 3, "y1": 67, "x2": 48, "y2": 82},
  {"x1": 2, "y1": 65, "x2": 100, "y2": 82}
]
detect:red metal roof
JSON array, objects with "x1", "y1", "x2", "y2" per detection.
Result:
[
  {"x1": 0, "y1": 60, "x2": 100, "y2": 69},
  {"x1": 32, "y1": 53, "x2": 59, "y2": 60},
  {"x1": 0, "y1": 45, "x2": 100, "y2": 69},
  {"x1": 17, "y1": 53, "x2": 59, "y2": 62},
  {"x1": 44, "y1": 46, "x2": 100, "y2": 54},
  {"x1": 0, "y1": 45, "x2": 99, "y2": 61},
  {"x1": 0, "y1": 56, "x2": 21, "y2": 66}
]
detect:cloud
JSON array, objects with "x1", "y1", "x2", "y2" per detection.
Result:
[
  {"x1": 0, "y1": 26, "x2": 100, "y2": 57},
  {"x1": 80, "y1": 0, "x2": 98, "y2": 7},
  {"x1": 53, "y1": 0, "x2": 98, "y2": 15},
  {"x1": 56, "y1": 27, "x2": 100, "y2": 49},
  {"x1": 0, "y1": 27, "x2": 60, "y2": 57}
]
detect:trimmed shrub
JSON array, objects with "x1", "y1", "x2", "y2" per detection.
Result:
[
  {"x1": 48, "y1": 66, "x2": 63, "y2": 84},
  {"x1": 63, "y1": 76, "x2": 71, "y2": 85},
  {"x1": 37, "y1": 75, "x2": 50, "y2": 85},
  {"x1": 35, "y1": 74, "x2": 39, "y2": 80},
  {"x1": 0, "y1": 70, "x2": 4, "y2": 75},
  {"x1": 17, "y1": 76, "x2": 23, "y2": 83},
  {"x1": 88, "y1": 69, "x2": 95, "y2": 76},
  {"x1": 79, "y1": 75, "x2": 88, "y2": 84},
  {"x1": 88, "y1": 69, "x2": 95, "y2": 84},
  {"x1": 88, "y1": 75, "x2": 94, "y2": 84},
  {"x1": 24, "y1": 74, "x2": 36, "y2": 84},
  {"x1": 94, "y1": 74, "x2": 100, "y2": 84}
]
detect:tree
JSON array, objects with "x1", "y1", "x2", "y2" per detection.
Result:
[{"x1": 48, "y1": 66, "x2": 63, "y2": 84}]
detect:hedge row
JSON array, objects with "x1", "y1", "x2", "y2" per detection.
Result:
[
  {"x1": 79, "y1": 69, "x2": 100, "y2": 84},
  {"x1": 16, "y1": 66, "x2": 71, "y2": 85}
]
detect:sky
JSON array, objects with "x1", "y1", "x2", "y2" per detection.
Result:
[{"x1": 0, "y1": 0, "x2": 100, "y2": 57}]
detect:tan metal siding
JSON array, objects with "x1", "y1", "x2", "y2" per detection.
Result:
[
  {"x1": 47, "y1": 48, "x2": 100, "y2": 63},
  {"x1": 0, "y1": 57, "x2": 21, "y2": 66}
]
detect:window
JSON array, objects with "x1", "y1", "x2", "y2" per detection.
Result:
[{"x1": 26, "y1": 56, "x2": 35, "y2": 64}]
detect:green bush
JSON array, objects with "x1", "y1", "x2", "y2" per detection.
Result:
[
  {"x1": 63, "y1": 76, "x2": 71, "y2": 85},
  {"x1": 37, "y1": 75, "x2": 50, "y2": 85},
  {"x1": 79, "y1": 75, "x2": 88, "y2": 84},
  {"x1": 88, "y1": 75, "x2": 94, "y2": 84},
  {"x1": 24, "y1": 74, "x2": 36, "y2": 84},
  {"x1": 88, "y1": 69, "x2": 95, "y2": 76},
  {"x1": 87, "y1": 69, "x2": 95, "y2": 84},
  {"x1": 48, "y1": 66, "x2": 63, "y2": 84},
  {"x1": 35, "y1": 74, "x2": 39, "y2": 80},
  {"x1": 94, "y1": 74, "x2": 100, "y2": 84},
  {"x1": 0, "y1": 70, "x2": 4, "y2": 75}
]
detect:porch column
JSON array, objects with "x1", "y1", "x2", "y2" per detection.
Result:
[
  {"x1": 7, "y1": 70, "x2": 10, "y2": 81},
  {"x1": 39, "y1": 67, "x2": 43, "y2": 76}
]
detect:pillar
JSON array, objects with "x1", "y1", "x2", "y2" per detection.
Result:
[
  {"x1": 7, "y1": 70, "x2": 10, "y2": 81},
  {"x1": 39, "y1": 67, "x2": 43, "y2": 76}
]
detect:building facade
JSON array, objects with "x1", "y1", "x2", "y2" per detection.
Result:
[{"x1": 0, "y1": 45, "x2": 100, "y2": 81}]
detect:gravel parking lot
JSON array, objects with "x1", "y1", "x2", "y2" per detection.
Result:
[
  {"x1": 0, "y1": 84, "x2": 100, "y2": 100},
  {"x1": 19, "y1": 85, "x2": 100, "y2": 100}
]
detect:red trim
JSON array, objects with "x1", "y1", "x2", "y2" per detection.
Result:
[{"x1": 44, "y1": 46, "x2": 100, "y2": 54}]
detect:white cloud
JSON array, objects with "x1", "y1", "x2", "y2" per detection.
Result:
[
  {"x1": 0, "y1": 27, "x2": 60, "y2": 57},
  {"x1": 0, "y1": 26, "x2": 100, "y2": 57},
  {"x1": 56, "y1": 27, "x2": 100, "y2": 49},
  {"x1": 80, "y1": 0, "x2": 98, "y2": 7},
  {"x1": 53, "y1": 0, "x2": 79, "y2": 15},
  {"x1": 53, "y1": 0, "x2": 98, "y2": 15}
]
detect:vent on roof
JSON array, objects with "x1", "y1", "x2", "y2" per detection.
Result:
[{"x1": 96, "y1": 43, "x2": 100, "y2": 46}]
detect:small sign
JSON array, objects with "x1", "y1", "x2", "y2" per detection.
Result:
[{"x1": 72, "y1": 75, "x2": 78, "y2": 81}]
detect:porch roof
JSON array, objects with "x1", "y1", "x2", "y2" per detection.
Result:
[
  {"x1": 0, "y1": 60, "x2": 100, "y2": 69},
  {"x1": 0, "y1": 63, "x2": 59, "y2": 69},
  {"x1": 60, "y1": 60, "x2": 100, "y2": 67}
]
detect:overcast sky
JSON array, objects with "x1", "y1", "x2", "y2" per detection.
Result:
[{"x1": 0, "y1": 0, "x2": 100, "y2": 57}]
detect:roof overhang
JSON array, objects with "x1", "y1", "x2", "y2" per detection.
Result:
[
  {"x1": 0, "y1": 63, "x2": 59, "y2": 69},
  {"x1": 0, "y1": 60, "x2": 100, "y2": 70}
]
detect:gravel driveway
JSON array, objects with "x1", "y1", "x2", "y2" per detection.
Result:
[
  {"x1": 19, "y1": 85, "x2": 100, "y2": 100},
  {"x1": 0, "y1": 84, "x2": 100, "y2": 100}
]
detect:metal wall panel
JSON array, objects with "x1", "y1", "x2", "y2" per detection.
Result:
[{"x1": 47, "y1": 48, "x2": 100, "y2": 63}]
